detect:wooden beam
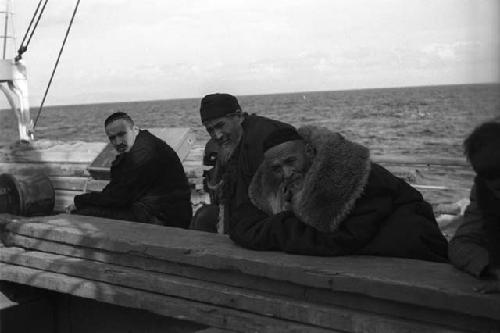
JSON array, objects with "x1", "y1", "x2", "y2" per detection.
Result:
[
  {"x1": 0, "y1": 140, "x2": 105, "y2": 164},
  {"x1": 372, "y1": 155, "x2": 469, "y2": 167},
  {"x1": 0, "y1": 162, "x2": 89, "y2": 177},
  {"x1": 0, "y1": 263, "x2": 334, "y2": 333},
  {"x1": 1, "y1": 214, "x2": 498, "y2": 322},
  {"x1": 0, "y1": 248, "x2": 454, "y2": 332},
  {"x1": 4, "y1": 233, "x2": 493, "y2": 332}
]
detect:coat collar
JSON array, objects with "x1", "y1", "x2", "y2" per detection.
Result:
[{"x1": 249, "y1": 126, "x2": 371, "y2": 232}]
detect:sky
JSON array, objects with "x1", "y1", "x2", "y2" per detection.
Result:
[{"x1": 1, "y1": 0, "x2": 499, "y2": 106}]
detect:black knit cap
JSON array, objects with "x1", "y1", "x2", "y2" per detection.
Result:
[
  {"x1": 464, "y1": 121, "x2": 500, "y2": 179},
  {"x1": 262, "y1": 126, "x2": 302, "y2": 153},
  {"x1": 200, "y1": 93, "x2": 241, "y2": 123}
]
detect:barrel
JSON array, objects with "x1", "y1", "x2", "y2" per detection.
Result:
[{"x1": 0, "y1": 173, "x2": 55, "y2": 216}]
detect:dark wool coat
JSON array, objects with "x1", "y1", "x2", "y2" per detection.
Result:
[
  {"x1": 449, "y1": 178, "x2": 500, "y2": 276},
  {"x1": 74, "y1": 130, "x2": 192, "y2": 228},
  {"x1": 214, "y1": 114, "x2": 293, "y2": 225},
  {"x1": 230, "y1": 126, "x2": 448, "y2": 262}
]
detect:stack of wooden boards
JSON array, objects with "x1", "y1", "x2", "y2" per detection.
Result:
[{"x1": 0, "y1": 213, "x2": 499, "y2": 332}]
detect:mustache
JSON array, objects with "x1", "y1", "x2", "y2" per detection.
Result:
[
  {"x1": 283, "y1": 175, "x2": 303, "y2": 186},
  {"x1": 282, "y1": 176, "x2": 304, "y2": 195}
]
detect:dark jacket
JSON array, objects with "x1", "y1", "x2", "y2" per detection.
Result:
[
  {"x1": 449, "y1": 179, "x2": 500, "y2": 276},
  {"x1": 74, "y1": 130, "x2": 192, "y2": 228},
  {"x1": 230, "y1": 126, "x2": 448, "y2": 262},
  {"x1": 212, "y1": 114, "x2": 292, "y2": 229}
]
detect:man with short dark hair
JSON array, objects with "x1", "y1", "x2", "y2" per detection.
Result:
[
  {"x1": 449, "y1": 120, "x2": 500, "y2": 293},
  {"x1": 230, "y1": 126, "x2": 448, "y2": 262},
  {"x1": 191, "y1": 93, "x2": 292, "y2": 233},
  {"x1": 67, "y1": 112, "x2": 192, "y2": 228}
]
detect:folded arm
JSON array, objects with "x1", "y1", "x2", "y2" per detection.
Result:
[
  {"x1": 229, "y1": 195, "x2": 391, "y2": 256},
  {"x1": 75, "y1": 145, "x2": 159, "y2": 208}
]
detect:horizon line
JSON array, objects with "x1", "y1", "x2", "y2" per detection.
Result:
[{"x1": 18, "y1": 81, "x2": 500, "y2": 110}]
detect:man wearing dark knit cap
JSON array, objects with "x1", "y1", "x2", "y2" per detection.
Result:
[
  {"x1": 229, "y1": 126, "x2": 448, "y2": 262},
  {"x1": 449, "y1": 120, "x2": 500, "y2": 293},
  {"x1": 191, "y1": 93, "x2": 292, "y2": 233}
]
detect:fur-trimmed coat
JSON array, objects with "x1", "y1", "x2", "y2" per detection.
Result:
[{"x1": 230, "y1": 126, "x2": 448, "y2": 262}]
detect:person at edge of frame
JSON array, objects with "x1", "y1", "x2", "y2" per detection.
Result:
[
  {"x1": 66, "y1": 112, "x2": 192, "y2": 228},
  {"x1": 449, "y1": 119, "x2": 500, "y2": 293},
  {"x1": 229, "y1": 125, "x2": 449, "y2": 262},
  {"x1": 190, "y1": 93, "x2": 292, "y2": 234}
]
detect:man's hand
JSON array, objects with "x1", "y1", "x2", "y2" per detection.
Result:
[
  {"x1": 270, "y1": 184, "x2": 293, "y2": 214},
  {"x1": 65, "y1": 204, "x2": 76, "y2": 214}
]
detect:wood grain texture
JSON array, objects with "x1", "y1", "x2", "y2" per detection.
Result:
[
  {"x1": 0, "y1": 248, "x2": 459, "y2": 333},
  {"x1": 0, "y1": 263, "x2": 335, "y2": 333},
  {"x1": 1, "y1": 214, "x2": 499, "y2": 322}
]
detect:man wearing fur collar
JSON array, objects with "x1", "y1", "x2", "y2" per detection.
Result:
[{"x1": 230, "y1": 126, "x2": 448, "y2": 262}]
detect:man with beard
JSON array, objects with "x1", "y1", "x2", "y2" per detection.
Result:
[
  {"x1": 190, "y1": 93, "x2": 291, "y2": 233},
  {"x1": 449, "y1": 121, "x2": 500, "y2": 293},
  {"x1": 230, "y1": 126, "x2": 448, "y2": 262},
  {"x1": 67, "y1": 112, "x2": 192, "y2": 228}
]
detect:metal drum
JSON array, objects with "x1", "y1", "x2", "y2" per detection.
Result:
[{"x1": 0, "y1": 173, "x2": 54, "y2": 216}]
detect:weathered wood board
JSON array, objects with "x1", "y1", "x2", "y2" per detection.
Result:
[
  {"x1": 0, "y1": 247, "x2": 455, "y2": 333},
  {"x1": 0, "y1": 140, "x2": 106, "y2": 164},
  {"x1": 0, "y1": 263, "x2": 335, "y2": 333},
  {"x1": 6, "y1": 232, "x2": 493, "y2": 332},
  {"x1": 1, "y1": 214, "x2": 499, "y2": 325}
]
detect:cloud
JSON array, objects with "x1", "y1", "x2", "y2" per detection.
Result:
[{"x1": 4, "y1": 0, "x2": 499, "y2": 107}]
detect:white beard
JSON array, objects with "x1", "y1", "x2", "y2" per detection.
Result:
[{"x1": 218, "y1": 143, "x2": 237, "y2": 165}]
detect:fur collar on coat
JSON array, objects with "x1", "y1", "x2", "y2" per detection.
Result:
[{"x1": 248, "y1": 126, "x2": 371, "y2": 232}]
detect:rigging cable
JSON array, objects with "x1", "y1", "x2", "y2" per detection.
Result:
[
  {"x1": 15, "y1": 0, "x2": 49, "y2": 61},
  {"x1": 34, "y1": 0, "x2": 82, "y2": 128}
]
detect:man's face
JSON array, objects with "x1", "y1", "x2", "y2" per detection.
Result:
[
  {"x1": 264, "y1": 140, "x2": 313, "y2": 195},
  {"x1": 203, "y1": 113, "x2": 243, "y2": 156},
  {"x1": 105, "y1": 119, "x2": 137, "y2": 154}
]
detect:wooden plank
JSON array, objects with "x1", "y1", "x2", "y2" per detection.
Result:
[
  {"x1": 0, "y1": 162, "x2": 89, "y2": 177},
  {"x1": 54, "y1": 190, "x2": 83, "y2": 212},
  {"x1": 56, "y1": 178, "x2": 110, "y2": 192},
  {"x1": 4, "y1": 234, "x2": 494, "y2": 333},
  {"x1": 372, "y1": 155, "x2": 468, "y2": 167},
  {"x1": 1, "y1": 248, "x2": 460, "y2": 332},
  {"x1": 1, "y1": 214, "x2": 499, "y2": 322},
  {"x1": 51, "y1": 175, "x2": 203, "y2": 193},
  {"x1": 0, "y1": 140, "x2": 105, "y2": 164},
  {"x1": 195, "y1": 328, "x2": 237, "y2": 333},
  {"x1": 0, "y1": 263, "x2": 335, "y2": 333},
  {"x1": 49, "y1": 177, "x2": 88, "y2": 191}
]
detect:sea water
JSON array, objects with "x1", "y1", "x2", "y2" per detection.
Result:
[{"x1": 33, "y1": 84, "x2": 500, "y2": 159}]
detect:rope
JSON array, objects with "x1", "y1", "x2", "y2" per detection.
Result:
[
  {"x1": 34, "y1": 0, "x2": 82, "y2": 128},
  {"x1": 15, "y1": 0, "x2": 49, "y2": 61}
]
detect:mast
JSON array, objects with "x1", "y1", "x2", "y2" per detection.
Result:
[
  {"x1": 0, "y1": 0, "x2": 33, "y2": 142},
  {"x1": 2, "y1": 0, "x2": 9, "y2": 59}
]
